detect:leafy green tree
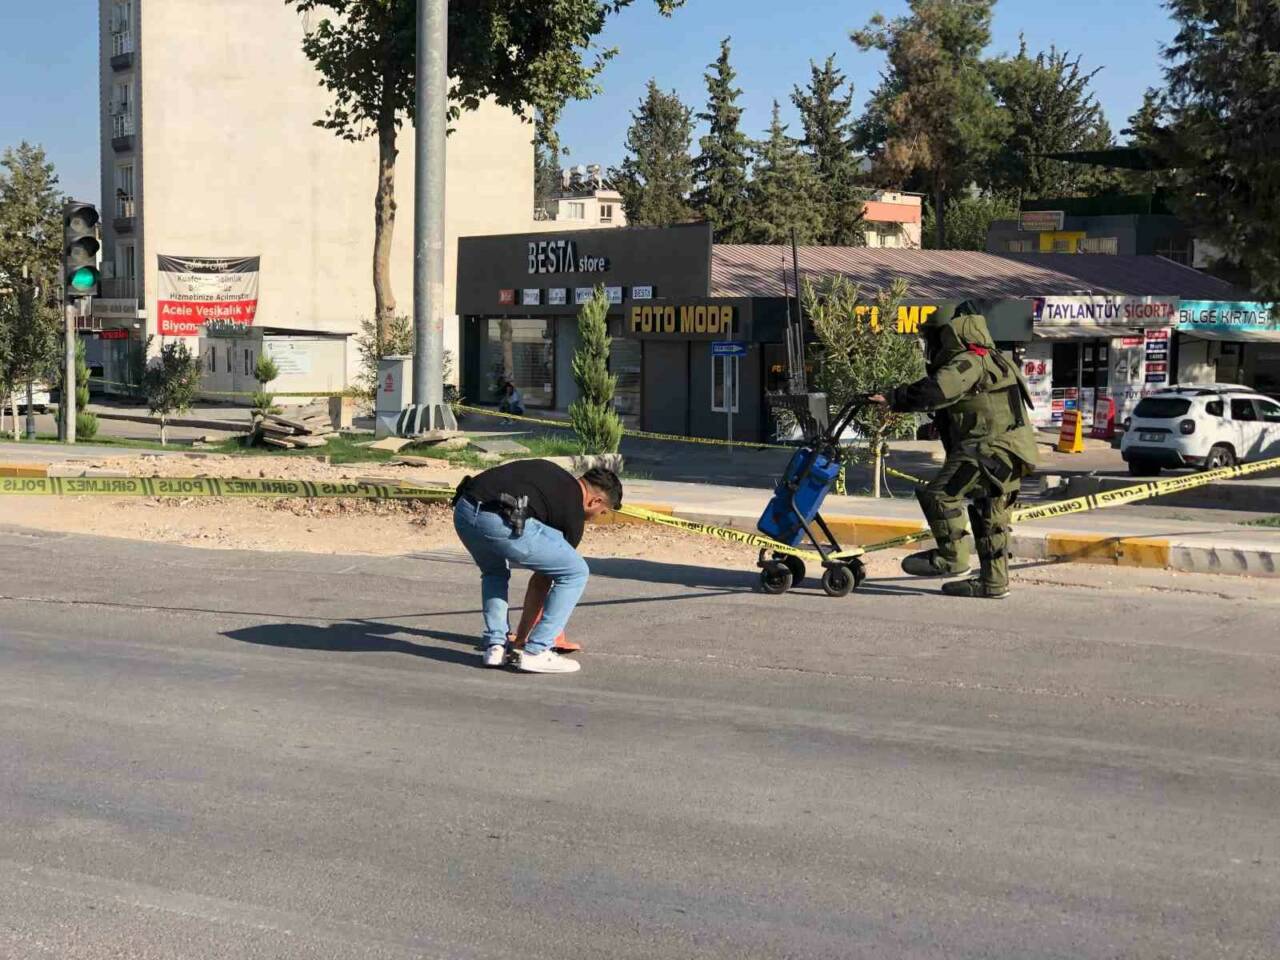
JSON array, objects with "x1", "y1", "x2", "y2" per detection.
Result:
[
  {"x1": 986, "y1": 40, "x2": 1121, "y2": 199},
  {"x1": 791, "y1": 56, "x2": 865, "y2": 245},
  {"x1": 853, "y1": 0, "x2": 1007, "y2": 249},
  {"x1": 251, "y1": 351, "x2": 280, "y2": 420},
  {"x1": 142, "y1": 340, "x2": 203, "y2": 445},
  {"x1": 617, "y1": 80, "x2": 696, "y2": 227},
  {"x1": 745, "y1": 102, "x2": 824, "y2": 245},
  {"x1": 922, "y1": 193, "x2": 1018, "y2": 250},
  {"x1": 1156, "y1": 0, "x2": 1280, "y2": 298},
  {"x1": 692, "y1": 38, "x2": 751, "y2": 242},
  {"x1": 285, "y1": 0, "x2": 685, "y2": 342},
  {"x1": 805, "y1": 277, "x2": 922, "y2": 497},
  {"x1": 569, "y1": 288, "x2": 622, "y2": 455},
  {"x1": 534, "y1": 137, "x2": 561, "y2": 220},
  {"x1": 0, "y1": 142, "x2": 64, "y2": 431}
]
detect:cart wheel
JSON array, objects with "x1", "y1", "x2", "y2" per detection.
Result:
[
  {"x1": 775, "y1": 553, "x2": 806, "y2": 586},
  {"x1": 760, "y1": 563, "x2": 793, "y2": 595},
  {"x1": 822, "y1": 564, "x2": 855, "y2": 598},
  {"x1": 849, "y1": 558, "x2": 867, "y2": 587}
]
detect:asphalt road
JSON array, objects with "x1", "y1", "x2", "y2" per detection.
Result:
[{"x1": 1, "y1": 527, "x2": 1278, "y2": 959}]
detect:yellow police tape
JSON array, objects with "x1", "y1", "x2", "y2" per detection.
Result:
[
  {"x1": 616, "y1": 504, "x2": 863, "y2": 564},
  {"x1": 0, "y1": 475, "x2": 455, "y2": 501},
  {"x1": 454, "y1": 403, "x2": 925, "y2": 485},
  {"x1": 88, "y1": 377, "x2": 350, "y2": 399},
  {"x1": 856, "y1": 453, "x2": 1280, "y2": 554}
]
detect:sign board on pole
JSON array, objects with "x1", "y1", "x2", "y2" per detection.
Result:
[
  {"x1": 1019, "y1": 210, "x2": 1065, "y2": 232},
  {"x1": 711, "y1": 340, "x2": 748, "y2": 358}
]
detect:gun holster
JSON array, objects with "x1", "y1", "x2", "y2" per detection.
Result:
[{"x1": 497, "y1": 493, "x2": 530, "y2": 536}]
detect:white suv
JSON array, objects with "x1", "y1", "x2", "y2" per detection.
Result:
[{"x1": 1120, "y1": 384, "x2": 1280, "y2": 476}]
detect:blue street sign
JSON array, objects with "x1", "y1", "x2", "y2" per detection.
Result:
[{"x1": 711, "y1": 340, "x2": 747, "y2": 358}]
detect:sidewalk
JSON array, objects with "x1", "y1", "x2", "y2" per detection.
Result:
[{"x1": 622, "y1": 478, "x2": 1280, "y2": 579}]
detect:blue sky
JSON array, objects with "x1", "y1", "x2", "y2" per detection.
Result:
[{"x1": 0, "y1": 0, "x2": 1177, "y2": 204}]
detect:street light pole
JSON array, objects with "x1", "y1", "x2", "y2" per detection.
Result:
[{"x1": 402, "y1": 0, "x2": 456, "y2": 436}]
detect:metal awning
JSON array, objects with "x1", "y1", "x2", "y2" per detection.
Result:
[
  {"x1": 1034, "y1": 325, "x2": 1142, "y2": 340},
  {"x1": 1178, "y1": 328, "x2": 1280, "y2": 343}
]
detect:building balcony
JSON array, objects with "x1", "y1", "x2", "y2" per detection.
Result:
[
  {"x1": 113, "y1": 197, "x2": 136, "y2": 234},
  {"x1": 111, "y1": 114, "x2": 136, "y2": 152},
  {"x1": 102, "y1": 276, "x2": 139, "y2": 301},
  {"x1": 110, "y1": 32, "x2": 135, "y2": 69}
]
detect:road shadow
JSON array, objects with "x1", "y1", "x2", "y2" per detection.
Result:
[
  {"x1": 585, "y1": 555, "x2": 760, "y2": 592},
  {"x1": 224, "y1": 621, "x2": 482, "y2": 668}
]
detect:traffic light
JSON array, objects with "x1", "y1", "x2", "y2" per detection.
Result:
[{"x1": 63, "y1": 201, "x2": 100, "y2": 298}]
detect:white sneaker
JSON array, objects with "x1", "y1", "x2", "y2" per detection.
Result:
[
  {"x1": 516, "y1": 649, "x2": 581, "y2": 674},
  {"x1": 482, "y1": 643, "x2": 508, "y2": 668}
]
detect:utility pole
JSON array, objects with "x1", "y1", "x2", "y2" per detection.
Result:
[
  {"x1": 401, "y1": 0, "x2": 456, "y2": 436},
  {"x1": 62, "y1": 302, "x2": 77, "y2": 444}
]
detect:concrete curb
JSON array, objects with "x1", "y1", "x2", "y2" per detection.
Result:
[
  {"x1": 93, "y1": 411, "x2": 250, "y2": 433},
  {"x1": 613, "y1": 503, "x2": 1279, "y2": 579}
]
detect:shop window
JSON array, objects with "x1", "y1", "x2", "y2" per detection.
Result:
[
  {"x1": 244, "y1": 349, "x2": 253, "y2": 376},
  {"x1": 1079, "y1": 236, "x2": 1119, "y2": 255},
  {"x1": 609, "y1": 339, "x2": 641, "y2": 418},
  {"x1": 711, "y1": 355, "x2": 740, "y2": 413},
  {"x1": 486, "y1": 317, "x2": 554, "y2": 408},
  {"x1": 1006, "y1": 239, "x2": 1034, "y2": 253}
]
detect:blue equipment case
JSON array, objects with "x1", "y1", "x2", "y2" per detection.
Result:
[{"x1": 757, "y1": 448, "x2": 842, "y2": 546}]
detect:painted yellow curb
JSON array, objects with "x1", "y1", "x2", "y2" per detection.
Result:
[
  {"x1": 822, "y1": 516, "x2": 927, "y2": 546},
  {"x1": 0, "y1": 463, "x2": 48, "y2": 479},
  {"x1": 1043, "y1": 533, "x2": 1171, "y2": 568}
]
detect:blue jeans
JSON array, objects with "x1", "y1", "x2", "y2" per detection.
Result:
[{"x1": 453, "y1": 499, "x2": 589, "y2": 654}]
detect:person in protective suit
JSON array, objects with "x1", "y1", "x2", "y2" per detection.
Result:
[{"x1": 877, "y1": 304, "x2": 1038, "y2": 599}]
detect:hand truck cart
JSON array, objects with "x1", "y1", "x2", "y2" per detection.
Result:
[{"x1": 756, "y1": 393, "x2": 871, "y2": 597}]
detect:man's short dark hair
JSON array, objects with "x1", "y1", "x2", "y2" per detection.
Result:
[{"x1": 581, "y1": 466, "x2": 623, "y2": 509}]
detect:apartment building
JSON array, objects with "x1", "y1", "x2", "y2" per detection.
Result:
[
  {"x1": 95, "y1": 0, "x2": 540, "y2": 395},
  {"x1": 536, "y1": 164, "x2": 628, "y2": 229}
]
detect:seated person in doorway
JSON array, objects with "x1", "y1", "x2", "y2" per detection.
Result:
[
  {"x1": 452, "y1": 460, "x2": 623, "y2": 673},
  {"x1": 498, "y1": 378, "x2": 525, "y2": 419},
  {"x1": 872, "y1": 304, "x2": 1038, "y2": 600}
]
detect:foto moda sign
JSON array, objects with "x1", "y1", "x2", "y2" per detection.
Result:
[
  {"x1": 157, "y1": 255, "x2": 260, "y2": 337},
  {"x1": 1033, "y1": 296, "x2": 1177, "y2": 326}
]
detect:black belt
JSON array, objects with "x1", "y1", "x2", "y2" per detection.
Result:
[{"x1": 460, "y1": 494, "x2": 504, "y2": 514}]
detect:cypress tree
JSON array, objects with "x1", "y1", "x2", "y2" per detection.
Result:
[
  {"x1": 745, "y1": 102, "x2": 824, "y2": 245},
  {"x1": 569, "y1": 288, "x2": 623, "y2": 455},
  {"x1": 791, "y1": 56, "x2": 865, "y2": 246},
  {"x1": 692, "y1": 38, "x2": 751, "y2": 243}
]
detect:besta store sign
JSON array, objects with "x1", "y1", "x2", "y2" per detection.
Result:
[
  {"x1": 527, "y1": 239, "x2": 610, "y2": 275},
  {"x1": 629, "y1": 303, "x2": 735, "y2": 338}
]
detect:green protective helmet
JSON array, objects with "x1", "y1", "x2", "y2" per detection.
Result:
[{"x1": 921, "y1": 302, "x2": 996, "y2": 369}]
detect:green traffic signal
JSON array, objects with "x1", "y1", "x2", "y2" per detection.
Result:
[{"x1": 69, "y1": 266, "x2": 98, "y2": 292}]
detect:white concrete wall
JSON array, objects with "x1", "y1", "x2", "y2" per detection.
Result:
[{"x1": 126, "y1": 0, "x2": 537, "y2": 385}]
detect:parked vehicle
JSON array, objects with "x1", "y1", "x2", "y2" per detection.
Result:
[
  {"x1": 2, "y1": 381, "x2": 51, "y2": 414},
  {"x1": 1120, "y1": 384, "x2": 1280, "y2": 476}
]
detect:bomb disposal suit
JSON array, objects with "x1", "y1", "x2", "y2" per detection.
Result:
[{"x1": 888, "y1": 311, "x2": 1038, "y2": 599}]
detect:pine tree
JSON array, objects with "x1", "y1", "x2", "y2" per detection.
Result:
[
  {"x1": 791, "y1": 56, "x2": 865, "y2": 246},
  {"x1": 692, "y1": 38, "x2": 751, "y2": 242},
  {"x1": 617, "y1": 80, "x2": 695, "y2": 227},
  {"x1": 745, "y1": 102, "x2": 824, "y2": 245},
  {"x1": 853, "y1": 1, "x2": 1007, "y2": 249},
  {"x1": 986, "y1": 40, "x2": 1120, "y2": 199},
  {"x1": 1158, "y1": 1, "x2": 1280, "y2": 298},
  {"x1": 569, "y1": 289, "x2": 623, "y2": 455}
]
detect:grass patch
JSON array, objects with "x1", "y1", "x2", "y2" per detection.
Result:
[{"x1": 1244, "y1": 515, "x2": 1280, "y2": 527}]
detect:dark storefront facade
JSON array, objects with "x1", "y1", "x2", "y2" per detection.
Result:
[{"x1": 456, "y1": 224, "x2": 1043, "y2": 443}]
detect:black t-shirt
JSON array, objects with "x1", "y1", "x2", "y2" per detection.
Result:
[{"x1": 464, "y1": 459, "x2": 586, "y2": 547}]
